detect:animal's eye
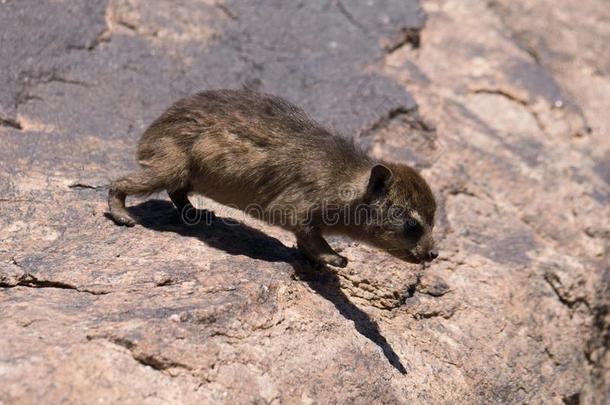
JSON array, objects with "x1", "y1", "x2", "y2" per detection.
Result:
[{"x1": 404, "y1": 218, "x2": 420, "y2": 235}]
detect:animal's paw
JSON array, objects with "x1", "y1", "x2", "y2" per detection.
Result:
[
  {"x1": 106, "y1": 211, "x2": 136, "y2": 227},
  {"x1": 326, "y1": 255, "x2": 348, "y2": 268},
  {"x1": 320, "y1": 253, "x2": 348, "y2": 268}
]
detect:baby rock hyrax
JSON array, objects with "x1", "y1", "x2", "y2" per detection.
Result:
[{"x1": 108, "y1": 89, "x2": 438, "y2": 267}]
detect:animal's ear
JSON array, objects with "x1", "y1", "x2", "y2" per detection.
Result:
[{"x1": 366, "y1": 164, "x2": 392, "y2": 197}]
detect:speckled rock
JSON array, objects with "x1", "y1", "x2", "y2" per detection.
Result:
[{"x1": 1, "y1": 0, "x2": 608, "y2": 403}]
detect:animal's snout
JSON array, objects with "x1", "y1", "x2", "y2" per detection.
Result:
[{"x1": 424, "y1": 248, "x2": 438, "y2": 262}]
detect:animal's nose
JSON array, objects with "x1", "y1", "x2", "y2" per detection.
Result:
[{"x1": 426, "y1": 249, "x2": 439, "y2": 261}]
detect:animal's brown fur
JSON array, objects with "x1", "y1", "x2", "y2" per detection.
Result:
[{"x1": 108, "y1": 89, "x2": 438, "y2": 266}]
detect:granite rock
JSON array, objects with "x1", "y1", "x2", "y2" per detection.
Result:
[{"x1": 1, "y1": 0, "x2": 608, "y2": 403}]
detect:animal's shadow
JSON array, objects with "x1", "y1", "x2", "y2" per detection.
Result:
[{"x1": 128, "y1": 199, "x2": 407, "y2": 374}]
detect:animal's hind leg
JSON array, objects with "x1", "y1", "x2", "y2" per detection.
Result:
[
  {"x1": 108, "y1": 170, "x2": 166, "y2": 227},
  {"x1": 168, "y1": 186, "x2": 216, "y2": 225},
  {"x1": 168, "y1": 186, "x2": 195, "y2": 223}
]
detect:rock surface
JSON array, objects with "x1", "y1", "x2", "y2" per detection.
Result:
[{"x1": 1, "y1": 0, "x2": 608, "y2": 403}]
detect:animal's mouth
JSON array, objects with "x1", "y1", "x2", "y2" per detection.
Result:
[
  {"x1": 400, "y1": 251, "x2": 424, "y2": 264},
  {"x1": 382, "y1": 243, "x2": 425, "y2": 264}
]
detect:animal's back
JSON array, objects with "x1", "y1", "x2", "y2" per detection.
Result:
[
  {"x1": 139, "y1": 89, "x2": 324, "y2": 155},
  {"x1": 137, "y1": 89, "x2": 368, "y2": 211}
]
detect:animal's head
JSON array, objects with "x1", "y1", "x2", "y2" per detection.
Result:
[{"x1": 355, "y1": 163, "x2": 437, "y2": 263}]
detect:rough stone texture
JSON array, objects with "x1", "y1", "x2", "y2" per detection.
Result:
[{"x1": 1, "y1": 0, "x2": 608, "y2": 403}]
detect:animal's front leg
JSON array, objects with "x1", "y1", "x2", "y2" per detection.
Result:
[{"x1": 296, "y1": 227, "x2": 348, "y2": 268}]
